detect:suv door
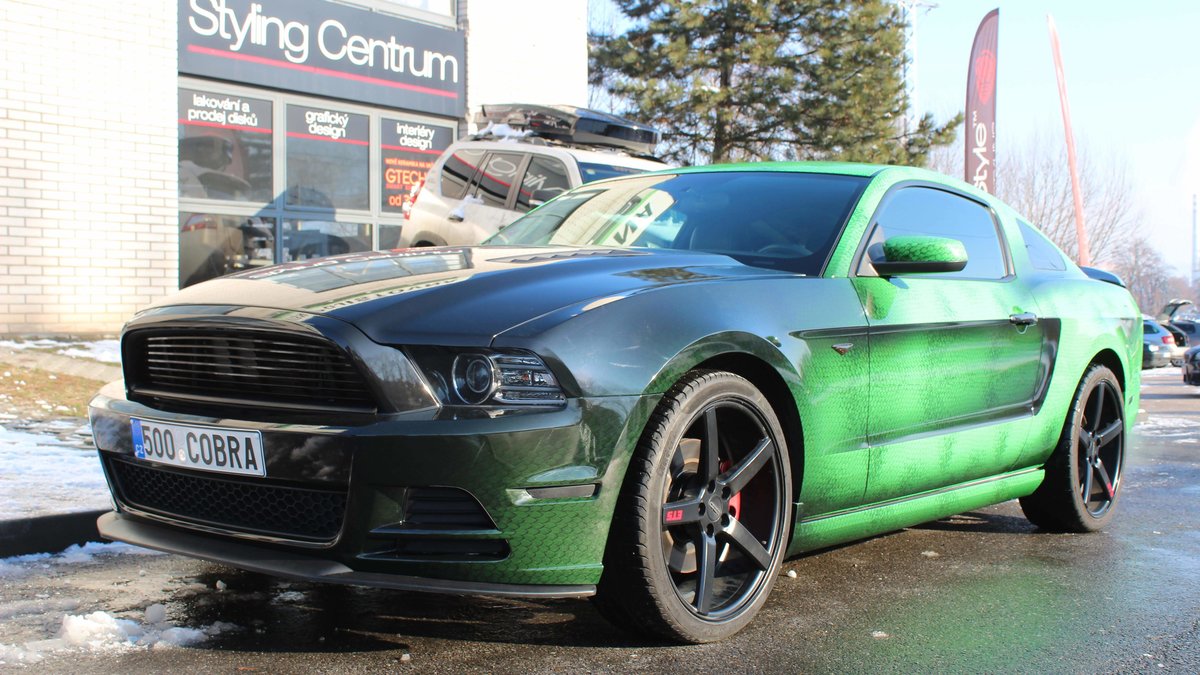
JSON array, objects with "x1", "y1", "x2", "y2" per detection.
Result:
[
  {"x1": 514, "y1": 155, "x2": 573, "y2": 214},
  {"x1": 447, "y1": 151, "x2": 530, "y2": 244},
  {"x1": 852, "y1": 185, "x2": 1049, "y2": 502}
]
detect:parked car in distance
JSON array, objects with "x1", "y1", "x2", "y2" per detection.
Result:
[
  {"x1": 1143, "y1": 316, "x2": 1174, "y2": 368},
  {"x1": 90, "y1": 162, "x2": 1140, "y2": 643},
  {"x1": 1161, "y1": 322, "x2": 1188, "y2": 365},
  {"x1": 1182, "y1": 344, "x2": 1200, "y2": 385},
  {"x1": 400, "y1": 104, "x2": 667, "y2": 248}
]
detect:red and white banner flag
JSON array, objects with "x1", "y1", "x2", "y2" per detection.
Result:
[{"x1": 965, "y1": 9, "x2": 999, "y2": 194}]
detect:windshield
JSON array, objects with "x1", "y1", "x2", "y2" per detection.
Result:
[
  {"x1": 578, "y1": 162, "x2": 657, "y2": 183},
  {"x1": 487, "y1": 171, "x2": 868, "y2": 275}
]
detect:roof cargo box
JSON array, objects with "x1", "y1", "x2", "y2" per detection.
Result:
[{"x1": 477, "y1": 104, "x2": 661, "y2": 156}]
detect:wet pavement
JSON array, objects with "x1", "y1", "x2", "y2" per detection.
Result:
[{"x1": 2, "y1": 367, "x2": 1198, "y2": 672}]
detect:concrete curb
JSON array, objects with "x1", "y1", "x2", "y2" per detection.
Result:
[
  {"x1": 0, "y1": 510, "x2": 109, "y2": 558},
  {"x1": 0, "y1": 349, "x2": 121, "y2": 382}
]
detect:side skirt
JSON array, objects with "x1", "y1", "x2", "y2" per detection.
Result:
[{"x1": 786, "y1": 468, "x2": 1045, "y2": 556}]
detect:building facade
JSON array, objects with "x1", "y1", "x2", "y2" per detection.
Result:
[{"x1": 0, "y1": 0, "x2": 586, "y2": 335}]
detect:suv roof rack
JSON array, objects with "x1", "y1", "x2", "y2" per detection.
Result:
[{"x1": 474, "y1": 104, "x2": 661, "y2": 156}]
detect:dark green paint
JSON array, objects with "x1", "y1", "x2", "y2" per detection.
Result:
[{"x1": 91, "y1": 162, "x2": 1141, "y2": 592}]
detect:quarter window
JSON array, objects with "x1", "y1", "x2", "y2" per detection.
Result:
[
  {"x1": 1017, "y1": 220, "x2": 1068, "y2": 271},
  {"x1": 869, "y1": 187, "x2": 1007, "y2": 279}
]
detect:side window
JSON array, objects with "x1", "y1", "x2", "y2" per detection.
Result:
[
  {"x1": 440, "y1": 149, "x2": 485, "y2": 200},
  {"x1": 1017, "y1": 220, "x2": 1068, "y2": 271},
  {"x1": 866, "y1": 186, "x2": 1007, "y2": 280},
  {"x1": 515, "y1": 156, "x2": 571, "y2": 212},
  {"x1": 471, "y1": 152, "x2": 525, "y2": 208}
]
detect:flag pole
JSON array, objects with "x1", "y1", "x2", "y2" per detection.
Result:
[{"x1": 1047, "y1": 14, "x2": 1090, "y2": 267}]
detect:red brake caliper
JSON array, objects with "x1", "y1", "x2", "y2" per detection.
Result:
[{"x1": 719, "y1": 460, "x2": 742, "y2": 519}]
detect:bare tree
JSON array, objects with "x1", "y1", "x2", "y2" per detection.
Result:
[
  {"x1": 1001, "y1": 135, "x2": 1139, "y2": 265},
  {"x1": 926, "y1": 129, "x2": 1142, "y2": 267},
  {"x1": 1111, "y1": 235, "x2": 1172, "y2": 314}
]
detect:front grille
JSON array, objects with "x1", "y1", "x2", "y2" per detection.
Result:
[
  {"x1": 108, "y1": 458, "x2": 347, "y2": 543},
  {"x1": 125, "y1": 329, "x2": 376, "y2": 413}
]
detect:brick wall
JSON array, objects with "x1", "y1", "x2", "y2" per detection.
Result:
[{"x1": 0, "y1": 0, "x2": 177, "y2": 336}]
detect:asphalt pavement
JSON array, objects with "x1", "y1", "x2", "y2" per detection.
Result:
[{"x1": 1, "y1": 366, "x2": 1197, "y2": 672}]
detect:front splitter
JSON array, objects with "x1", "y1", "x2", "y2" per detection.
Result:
[{"x1": 97, "y1": 512, "x2": 596, "y2": 599}]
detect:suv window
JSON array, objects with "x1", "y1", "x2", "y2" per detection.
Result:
[
  {"x1": 1017, "y1": 220, "x2": 1068, "y2": 271},
  {"x1": 516, "y1": 156, "x2": 571, "y2": 212},
  {"x1": 471, "y1": 152, "x2": 525, "y2": 208},
  {"x1": 866, "y1": 186, "x2": 1007, "y2": 280},
  {"x1": 440, "y1": 149, "x2": 485, "y2": 200}
]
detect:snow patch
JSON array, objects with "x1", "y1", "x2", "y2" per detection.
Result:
[
  {"x1": 0, "y1": 338, "x2": 120, "y2": 365},
  {"x1": 0, "y1": 424, "x2": 110, "y2": 519},
  {"x1": 0, "y1": 543, "x2": 161, "y2": 580},
  {"x1": 55, "y1": 340, "x2": 121, "y2": 365},
  {"x1": 448, "y1": 193, "x2": 485, "y2": 221},
  {"x1": 0, "y1": 607, "x2": 236, "y2": 664},
  {"x1": 476, "y1": 121, "x2": 532, "y2": 141},
  {"x1": 1135, "y1": 416, "x2": 1200, "y2": 438}
]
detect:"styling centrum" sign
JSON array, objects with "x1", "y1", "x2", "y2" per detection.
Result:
[{"x1": 179, "y1": 0, "x2": 465, "y2": 117}]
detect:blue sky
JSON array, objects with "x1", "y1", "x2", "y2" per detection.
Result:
[
  {"x1": 913, "y1": 1, "x2": 1200, "y2": 276},
  {"x1": 590, "y1": 1, "x2": 1200, "y2": 276}
]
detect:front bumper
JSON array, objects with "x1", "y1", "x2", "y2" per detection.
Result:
[
  {"x1": 90, "y1": 381, "x2": 655, "y2": 592},
  {"x1": 97, "y1": 512, "x2": 594, "y2": 597}
]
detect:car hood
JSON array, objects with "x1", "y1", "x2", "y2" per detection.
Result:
[{"x1": 150, "y1": 247, "x2": 789, "y2": 346}]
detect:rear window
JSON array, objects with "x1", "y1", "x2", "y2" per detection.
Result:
[{"x1": 578, "y1": 162, "x2": 655, "y2": 183}]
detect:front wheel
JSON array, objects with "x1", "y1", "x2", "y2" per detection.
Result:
[
  {"x1": 1020, "y1": 363, "x2": 1125, "y2": 532},
  {"x1": 593, "y1": 370, "x2": 792, "y2": 643}
]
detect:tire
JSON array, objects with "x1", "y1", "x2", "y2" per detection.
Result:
[
  {"x1": 592, "y1": 370, "x2": 792, "y2": 643},
  {"x1": 1019, "y1": 363, "x2": 1125, "y2": 532}
]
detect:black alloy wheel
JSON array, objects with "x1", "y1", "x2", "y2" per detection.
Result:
[
  {"x1": 1075, "y1": 376, "x2": 1124, "y2": 518},
  {"x1": 1020, "y1": 363, "x2": 1125, "y2": 532},
  {"x1": 594, "y1": 370, "x2": 792, "y2": 643}
]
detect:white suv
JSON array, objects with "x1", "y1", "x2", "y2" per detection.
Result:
[{"x1": 400, "y1": 106, "x2": 667, "y2": 247}]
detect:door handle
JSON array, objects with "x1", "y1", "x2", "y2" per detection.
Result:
[{"x1": 1009, "y1": 312, "x2": 1038, "y2": 327}]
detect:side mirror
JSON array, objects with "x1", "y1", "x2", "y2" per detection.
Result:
[{"x1": 869, "y1": 235, "x2": 968, "y2": 276}]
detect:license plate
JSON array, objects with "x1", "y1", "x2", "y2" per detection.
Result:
[{"x1": 131, "y1": 418, "x2": 265, "y2": 477}]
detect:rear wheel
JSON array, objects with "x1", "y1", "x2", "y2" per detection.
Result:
[
  {"x1": 593, "y1": 370, "x2": 792, "y2": 643},
  {"x1": 1020, "y1": 363, "x2": 1125, "y2": 532}
]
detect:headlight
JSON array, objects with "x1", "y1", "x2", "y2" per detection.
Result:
[{"x1": 410, "y1": 348, "x2": 565, "y2": 407}]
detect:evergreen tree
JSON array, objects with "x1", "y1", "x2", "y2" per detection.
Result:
[{"x1": 591, "y1": 0, "x2": 960, "y2": 165}]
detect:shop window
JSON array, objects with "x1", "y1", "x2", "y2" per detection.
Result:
[
  {"x1": 179, "y1": 213, "x2": 276, "y2": 288},
  {"x1": 282, "y1": 220, "x2": 372, "y2": 261},
  {"x1": 286, "y1": 105, "x2": 370, "y2": 210},
  {"x1": 381, "y1": 117, "x2": 454, "y2": 214},
  {"x1": 379, "y1": 224, "x2": 404, "y2": 250},
  {"x1": 178, "y1": 89, "x2": 273, "y2": 201}
]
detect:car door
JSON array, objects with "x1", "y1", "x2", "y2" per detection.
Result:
[
  {"x1": 852, "y1": 185, "x2": 1049, "y2": 503},
  {"x1": 452, "y1": 151, "x2": 530, "y2": 244}
]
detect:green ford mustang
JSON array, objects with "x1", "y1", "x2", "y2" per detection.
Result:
[{"x1": 89, "y1": 163, "x2": 1140, "y2": 643}]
